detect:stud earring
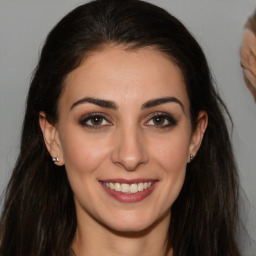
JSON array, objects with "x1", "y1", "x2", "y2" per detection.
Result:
[
  {"x1": 190, "y1": 154, "x2": 194, "y2": 162},
  {"x1": 52, "y1": 157, "x2": 59, "y2": 163}
]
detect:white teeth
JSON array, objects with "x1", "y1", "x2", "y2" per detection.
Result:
[
  {"x1": 121, "y1": 183, "x2": 130, "y2": 193},
  {"x1": 138, "y1": 183, "x2": 144, "y2": 192},
  {"x1": 130, "y1": 183, "x2": 138, "y2": 194},
  {"x1": 114, "y1": 183, "x2": 121, "y2": 192},
  {"x1": 103, "y1": 181, "x2": 153, "y2": 194}
]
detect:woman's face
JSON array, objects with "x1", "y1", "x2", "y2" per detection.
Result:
[{"x1": 42, "y1": 46, "x2": 206, "y2": 233}]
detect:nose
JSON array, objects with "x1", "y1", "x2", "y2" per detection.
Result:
[{"x1": 111, "y1": 126, "x2": 149, "y2": 171}]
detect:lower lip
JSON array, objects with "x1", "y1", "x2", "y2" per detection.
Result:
[{"x1": 100, "y1": 182, "x2": 157, "y2": 203}]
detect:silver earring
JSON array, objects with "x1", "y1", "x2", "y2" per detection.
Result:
[
  {"x1": 52, "y1": 157, "x2": 59, "y2": 163},
  {"x1": 190, "y1": 154, "x2": 194, "y2": 162}
]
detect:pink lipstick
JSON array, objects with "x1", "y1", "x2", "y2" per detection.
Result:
[{"x1": 99, "y1": 179, "x2": 158, "y2": 203}]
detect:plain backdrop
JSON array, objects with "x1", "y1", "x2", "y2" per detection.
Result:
[{"x1": 1, "y1": 0, "x2": 256, "y2": 254}]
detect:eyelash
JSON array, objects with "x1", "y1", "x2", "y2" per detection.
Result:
[
  {"x1": 79, "y1": 112, "x2": 177, "y2": 129},
  {"x1": 79, "y1": 113, "x2": 112, "y2": 129},
  {"x1": 144, "y1": 112, "x2": 177, "y2": 128}
]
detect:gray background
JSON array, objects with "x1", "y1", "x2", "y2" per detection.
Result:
[{"x1": 1, "y1": 0, "x2": 256, "y2": 254}]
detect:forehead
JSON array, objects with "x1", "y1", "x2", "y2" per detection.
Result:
[{"x1": 60, "y1": 46, "x2": 189, "y2": 112}]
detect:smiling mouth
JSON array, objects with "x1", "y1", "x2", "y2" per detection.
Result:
[
  {"x1": 99, "y1": 180, "x2": 157, "y2": 203},
  {"x1": 102, "y1": 181, "x2": 153, "y2": 194}
]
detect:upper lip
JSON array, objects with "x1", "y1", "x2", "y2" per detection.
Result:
[{"x1": 99, "y1": 179, "x2": 158, "y2": 184}]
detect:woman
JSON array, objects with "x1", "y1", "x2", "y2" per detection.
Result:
[{"x1": 0, "y1": 0, "x2": 240, "y2": 255}]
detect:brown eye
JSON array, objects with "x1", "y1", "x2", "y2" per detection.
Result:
[
  {"x1": 79, "y1": 113, "x2": 111, "y2": 128},
  {"x1": 152, "y1": 116, "x2": 165, "y2": 126},
  {"x1": 145, "y1": 113, "x2": 177, "y2": 128},
  {"x1": 90, "y1": 116, "x2": 104, "y2": 126}
]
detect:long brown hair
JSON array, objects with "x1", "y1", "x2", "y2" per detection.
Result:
[{"x1": 0, "y1": 0, "x2": 240, "y2": 255}]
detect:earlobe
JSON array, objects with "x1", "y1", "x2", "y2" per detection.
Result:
[
  {"x1": 39, "y1": 111, "x2": 64, "y2": 166},
  {"x1": 188, "y1": 111, "x2": 208, "y2": 162}
]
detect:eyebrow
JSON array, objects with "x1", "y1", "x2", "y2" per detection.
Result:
[
  {"x1": 70, "y1": 96, "x2": 184, "y2": 111},
  {"x1": 141, "y1": 97, "x2": 184, "y2": 111},
  {"x1": 70, "y1": 97, "x2": 118, "y2": 111}
]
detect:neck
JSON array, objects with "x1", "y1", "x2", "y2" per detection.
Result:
[{"x1": 72, "y1": 210, "x2": 172, "y2": 256}]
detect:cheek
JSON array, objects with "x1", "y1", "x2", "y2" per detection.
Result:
[
  {"x1": 59, "y1": 129, "x2": 111, "y2": 178},
  {"x1": 156, "y1": 139, "x2": 188, "y2": 193},
  {"x1": 150, "y1": 131, "x2": 191, "y2": 173},
  {"x1": 145, "y1": 131, "x2": 190, "y2": 213}
]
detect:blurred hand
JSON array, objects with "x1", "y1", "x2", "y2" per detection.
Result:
[{"x1": 240, "y1": 28, "x2": 256, "y2": 101}]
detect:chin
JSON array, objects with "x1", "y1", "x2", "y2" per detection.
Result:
[
  {"x1": 106, "y1": 221, "x2": 154, "y2": 235},
  {"x1": 102, "y1": 209, "x2": 170, "y2": 235}
]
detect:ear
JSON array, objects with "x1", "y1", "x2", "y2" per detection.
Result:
[
  {"x1": 188, "y1": 111, "x2": 208, "y2": 163},
  {"x1": 39, "y1": 111, "x2": 64, "y2": 166}
]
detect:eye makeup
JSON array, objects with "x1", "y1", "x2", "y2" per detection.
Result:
[
  {"x1": 144, "y1": 112, "x2": 178, "y2": 129},
  {"x1": 79, "y1": 112, "x2": 112, "y2": 129},
  {"x1": 78, "y1": 111, "x2": 178, "y2": 130}
]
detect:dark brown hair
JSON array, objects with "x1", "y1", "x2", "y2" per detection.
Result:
[{"x1": 0, "y1": 0, "x2": 240, "y2": 255}]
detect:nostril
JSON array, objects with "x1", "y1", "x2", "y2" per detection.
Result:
[
  {"x1": 110, "y1": 129, "x2": 149, "y2": 170},
  {"x1": 113, "y1": 158, "x2": 146, "y2": 171}
]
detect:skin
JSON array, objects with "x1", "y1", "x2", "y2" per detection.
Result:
[
  {"x1": 40, "y1": 46, "x2": 207, "y2": 256},
  {"x1": 240, "y1": 28, "x2": 256, "y2": 100}
]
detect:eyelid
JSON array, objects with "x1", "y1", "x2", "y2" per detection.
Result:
[
  {"x1": 144, "y1": 112, "x2": 178, "y2": 128},
  {"x1": 79, "y1": 112, "x2": 113, "y2": 128},
  {"x1": 78, "y1": 111, "x2": 177, "y2": 129}
]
